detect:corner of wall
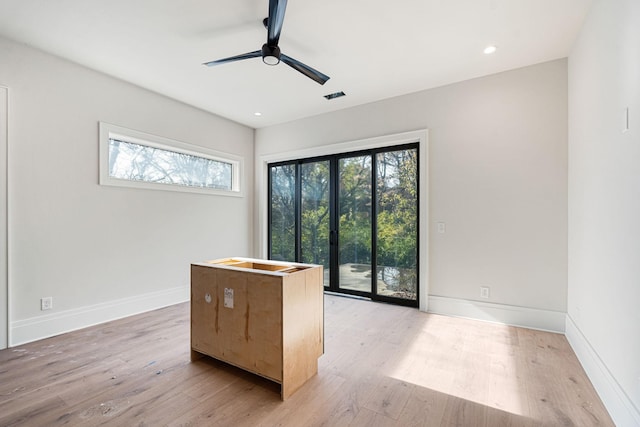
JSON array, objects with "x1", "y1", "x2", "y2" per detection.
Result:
[{"x1": 565, "y1": 314, "x2": 640, "y2": 426}]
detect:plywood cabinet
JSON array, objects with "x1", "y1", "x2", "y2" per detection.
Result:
[{"x1": 190, "y1": 257, "x2": 323, "y2": 400}]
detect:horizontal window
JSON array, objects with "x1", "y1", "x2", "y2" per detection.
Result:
[
  {"x1": 108, "y1": 138, "x2": 233, "y2": 190},
  {"x1": 99, "y1": 122, "x2": 242, "y2": 196}
]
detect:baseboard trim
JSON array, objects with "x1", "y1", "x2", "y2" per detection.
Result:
[
  {"x1": 10, "y1": 286, "x2": 189, "y2": 347},
  {"x1": 565, "y1": 315, "x2": 640, "y2": 427},
  {"x1": 427, "y1": 295, "x2": 566, "y2": 333}
]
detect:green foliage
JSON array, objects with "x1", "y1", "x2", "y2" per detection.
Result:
[
  {"x1": 339, "y1": 156, "x2": 372, "y2": 265},
  {"x1": 376, "y1": 149, "x2": 417, "y2": 270},
  {"x1": 301, "y1": 161, "x2": 330, "y2": 267},
  {"x1": 270, "y1": 164, "x2": 296, "y2": 261},
  {"x1": 269, "y1": 147, "x2": 418, "y2": 299}
]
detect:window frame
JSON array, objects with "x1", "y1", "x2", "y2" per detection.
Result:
[
  {"x1": 267, "y1": 143, "x2": 420, "y2": 308},
  {"x1": 99, "y1": 122, "x2": 243, "y2": 197},
  {"x1": 258, "y1": 129, "x2": 429, "y2": 311}
]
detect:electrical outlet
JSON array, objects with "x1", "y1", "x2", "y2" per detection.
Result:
[
  {"x1": 437, "y1": 222, "x2": 446, "y2": 233},
  {"x1": 480, "y1": 286, "x2": 490, "y2": 299},
  {"x1": 41, "y1": 297, "x2": 53, "y2": 311}
]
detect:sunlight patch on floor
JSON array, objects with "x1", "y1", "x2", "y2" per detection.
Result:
[{"x1": 385, "y1": 320, "x2": 527, "y2": 416}]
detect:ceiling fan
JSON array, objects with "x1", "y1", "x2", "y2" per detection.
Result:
[{"x1": 203, "y1": 0, "x2": 330, "y2": 85}]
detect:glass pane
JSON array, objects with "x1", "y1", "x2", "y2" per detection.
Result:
[
  {"x1": 301, "y1": 161, "x2": 330, "y2": 286},
  {"x1": 338, "y1": 155, "x2": 372, "y2": 293},
  {"x1": 270, "y1": 164, "x2": 296, "y2": 262},
  {"x1": 109, "y1": 138, "x2": 232, "y2": 190},
  {"x1": 376, "y1": 149, "x2": 418, "y2": 300}
]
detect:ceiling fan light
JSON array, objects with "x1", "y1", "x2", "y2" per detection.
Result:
[
  {"x1": 261, "y1": 44, "x2": 281, "y2": 66},
  {"x1": 263, "y1": 55, "x2": 280, "y2": 66}
]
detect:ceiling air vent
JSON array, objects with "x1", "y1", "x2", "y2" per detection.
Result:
[{"x1": 324, "y1": 91, "x2": 346, "y2": 100}]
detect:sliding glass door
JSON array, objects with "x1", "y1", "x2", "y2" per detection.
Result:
[
  {"x1": 268, "y1": 144, "x2": 418, "y2": 307},
  {"x1": 338, "y1": 155, "x2": 372, "y2": 294},
  {"x1": 301, "y1": 161, "x2": 330, "y2": 286},
  {"x1": 269, "y1": 163, "x2": 296, "y2": 262},
  {"x1": 375, "y1": 149, "x2": 418, "y2": 301}
]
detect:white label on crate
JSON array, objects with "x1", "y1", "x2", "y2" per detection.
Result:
[{"x1": 224, "y1": 288, "x2": 234, "y2": 309}]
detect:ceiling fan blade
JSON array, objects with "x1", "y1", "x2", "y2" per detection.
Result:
[
  {"x1": 267, "y1": 0, "x2": 287, "y2": 46},
  {"x1": 281, "y1": 54, "x2": 330, "y2": 85},
  {"x1": 203, "y1": 50, "x2": 262, "y2": 67}
]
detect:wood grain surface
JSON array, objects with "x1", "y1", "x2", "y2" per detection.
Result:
[{"x1": 0, "y1": 294, "x2": 613, "y2": 426}]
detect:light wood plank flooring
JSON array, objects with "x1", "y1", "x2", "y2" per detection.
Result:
[{"x1": 0, "y1": 294, "x2": 614, "y2": 426}]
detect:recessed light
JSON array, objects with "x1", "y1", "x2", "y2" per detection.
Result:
[
  {"x1": 483, "y1": 45, "x2": 497, "y2": 54},
  {"x1": 254, "y1": 112, "x2": 262, "y2": 116}
]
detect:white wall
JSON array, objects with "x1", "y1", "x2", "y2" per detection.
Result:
[
  {"x1": 256, "y1": 59, "x2": 568, "y2": 330},
  {"x1": 0, "y1": 36, "x2": 254, "y2": 345},
  {"x1": 1, "y1": 86, "x2": 7, "y2": 349},
  {"x1": 567, "y1": 0, "x2": 640, "y2": 424}
]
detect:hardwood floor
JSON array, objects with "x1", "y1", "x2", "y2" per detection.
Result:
[{"x1": 0, "y1": 294, "x2": 614, "y2": 426}]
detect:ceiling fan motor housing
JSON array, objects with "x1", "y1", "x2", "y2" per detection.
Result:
[{"x1": 262, "y1": 44, "x2": 281, "y2": 65}]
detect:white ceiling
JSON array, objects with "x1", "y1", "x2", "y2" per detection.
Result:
[{"x1": 0, "y1": 0, "x2": 593, "y2": 128}]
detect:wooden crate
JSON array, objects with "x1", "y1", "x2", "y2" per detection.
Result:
[{"x1": 190, "y1": 257, "x2": 324, "y2": 400}]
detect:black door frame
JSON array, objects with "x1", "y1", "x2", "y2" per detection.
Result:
[{"x1": 268, "y1": 142, "x2": 419, "y2": 308}]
